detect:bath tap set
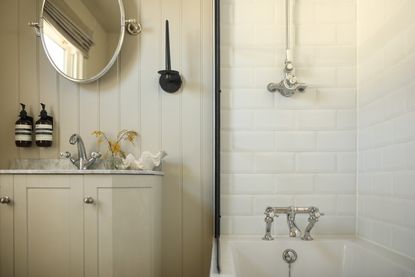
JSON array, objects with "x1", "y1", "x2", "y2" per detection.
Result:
[{"x1": 262, "y1": 206, "x2": 324, "y2": 241}]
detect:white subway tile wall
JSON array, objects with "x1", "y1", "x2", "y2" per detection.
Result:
[
  {"x1": 357, "y1": 0, "x2": 415, "y2": 259},
  {"x1": 221, "y1": 0, "x2": 357, "y2": 236}
]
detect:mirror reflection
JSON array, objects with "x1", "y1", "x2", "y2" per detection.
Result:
[{"x1": 41, "y1": 0, "x2": 123, "y2": 82}]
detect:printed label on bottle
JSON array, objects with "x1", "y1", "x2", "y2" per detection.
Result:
[
  {"x1": 15, "y1": 124, "x2": 32, "y2": 130},
  {"x1": 35, "y1": 124, "x2": 53, "y2": 130},
  {"x1": 35, "y1": 134, "x2": 53, "y2": 141},
  {"x1": 15, "y1": 129, "x2": 32, "y2": 134},
  {"x1": 15, "y1": 135, "x2": 32, "y2": 141},
  {"x1": 15, "y1": 124, "x2": 32, "y2": 141},
  {"x1": 35, "y1": 124, "x2": 53, "y2": 141}
]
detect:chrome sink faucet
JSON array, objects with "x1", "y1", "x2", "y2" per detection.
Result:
[
  {"x1": 262, "y1": 206, "x2": 324, "y2": 241},
  {"x1": 60, "y1": 134, "x2": 101, "y2": 170}
]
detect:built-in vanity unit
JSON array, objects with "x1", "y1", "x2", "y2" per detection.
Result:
[{"x1": 0, "y1": 170, "x2": 162, "y2": 277}]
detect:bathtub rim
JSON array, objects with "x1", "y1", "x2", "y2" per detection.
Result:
[{"x1": 210, "y1": 235, "x2": 415, "y2": 277}]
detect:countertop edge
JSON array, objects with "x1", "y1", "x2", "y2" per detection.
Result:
[{"x1": 0, "y1": 169, "x2": 164, "y2": 176}]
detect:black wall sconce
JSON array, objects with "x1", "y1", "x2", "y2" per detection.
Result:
[{"x1": 158, "y1": 20, "x2": 182, "y2": 93}]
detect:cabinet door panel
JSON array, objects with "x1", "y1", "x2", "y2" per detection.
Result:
[
  {"x1": 14, "y1": 176, "x2": 83, "y2": 277},
  {"x1": 85, "y1": 176, "x2": 156, "y2": 277},
  {"x1": 100, "y1": 187, "x2": 152, "y2": 277},
  {"x1": 0, "y1": 175, "x2": 14, "y2": 277}
]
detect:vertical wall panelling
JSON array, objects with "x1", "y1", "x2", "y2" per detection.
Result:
[
  {"x1": 201, "y1": 0, "x2": 214, "y2": 272},
  {"x1": 119, "y1": 0, "x2": 142, "y2": 158},
  {"x1": 182, "y1": 0, "x2": 203, "y2": 275},
  {"x1": 160, "y1": 0, "x2": 183, "y2": 276},
  {"x1": 140, "y1": 0, "x2": 162, "y2": 153},
  {"x1": 199, "y1": 0, "x2": 214, "y2": 275},
  {"x1": 0, "y1": 0, "x2": 213, "y2": 275},
  {"x1": 99, "y1": 63, "x2": 121, "y2": 151},
  {"x1": 36, "y1": 0, "x2": 54, "y2": 158},
  {"x1": 58, "y1": 77, "x2": 80, "y2": 152},
  {"x1": 38, "y1": 44, "x2": 60, "y2": 159},
  {"x1": 19, "y1": 0, "x2": 40, "y2": 159},
  {"x1": 0, "y1": 0, "x2": 19, "y2": 168},
  {"x1": 79, "y1": 82, "x2": 100, "y2": 154}
]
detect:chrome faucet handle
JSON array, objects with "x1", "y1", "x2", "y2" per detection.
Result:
[
  {"x1": 263, "y1": 207, "x2": 278, "y2": 241},
  {"x1": 90, "y1": 152, "x2": 102, "y2": 159},
  {"x1": 268, "y1": 58, "x2": 307, "y2": 97},
  {"x1": 301, "y1": 207, "x2": 324, "y2": 241},
  {"x1": 309, "y1": 207, "x2": 323, "y2": 221},
  {"x1": 264, "y1": 207, "x2": 275, "y2": 217},
  {"x1": 287, "y1": 75, "x2": 297, "y2": 86},
  {"x1": 285, "y1": 61, "x2": 294, "y2": 72},
  {"x1": 60, "y1": 151, "x2": 77, "y2": 165},
  {"x1": 83, "y1": 152, "x2": 102, "y2": 170}
]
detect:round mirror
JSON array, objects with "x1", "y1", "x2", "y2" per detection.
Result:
[{"x1": 40, "y1": 0, "x2": 125, "y2": 83}]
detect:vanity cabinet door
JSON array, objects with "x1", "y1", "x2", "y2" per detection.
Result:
[
  {"x1": 14, "y1": 175, "x2": 84, "y2": 277},
  {"x1": 0, "y1": 175, "x2": 14, "y2": 277},
  {"x1": 84, "y1": 176, "x2": 162, "y2": 277}
]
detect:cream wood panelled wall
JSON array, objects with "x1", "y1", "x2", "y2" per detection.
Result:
[{"x1": 0, "y1": 0, "x2": 213, "y2": 276}]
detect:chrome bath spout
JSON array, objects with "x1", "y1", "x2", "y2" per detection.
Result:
[{"x1": 287, "y1": 206, "x2": 302, "y2": 237}]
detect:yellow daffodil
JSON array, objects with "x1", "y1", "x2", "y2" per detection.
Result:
[{"x1": 92, "y1": 129, "x2": 138, "y2": 159}]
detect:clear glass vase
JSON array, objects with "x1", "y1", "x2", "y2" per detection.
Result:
[{"x1": 103, "y1": 155, "x2": 123, "y2": 170}]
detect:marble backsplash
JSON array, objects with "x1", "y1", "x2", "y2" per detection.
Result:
[{"x1": 9, "y1": 159, "x2": 82, "y2": 170}]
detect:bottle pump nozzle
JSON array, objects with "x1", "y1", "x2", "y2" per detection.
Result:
[
  {"x1": 40, "y1": 103, "x2": 48, "y2": 118},
  {"x1": 19, "y1": 103, "x2": 28, "y2": 118}
]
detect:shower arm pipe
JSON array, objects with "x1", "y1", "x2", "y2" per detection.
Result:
[
  {"x1": 267, "y1": 0, "x2": 307, "y2": 96},
  {"x1": 285, "y1": 0, "x2": 295, "y2": 62}
]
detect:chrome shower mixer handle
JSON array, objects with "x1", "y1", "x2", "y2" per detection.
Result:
[{"x1": 267, "y1": 59, "x2": 307, "y2": 97}]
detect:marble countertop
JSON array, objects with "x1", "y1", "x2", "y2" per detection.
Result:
[
  {"x1": 0, "y1": 159, "x2": 164, "y2": 176},
  {"x1": 0, "y1": 169, "x2": 164, "y2": 176}
]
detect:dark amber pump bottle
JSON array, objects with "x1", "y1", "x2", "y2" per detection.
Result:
[
  {"x1": 15, "y1": 103, "x2": 33, "y2": 147},
  {"x1": 35, "y1": 103, "x2": 53, "y2": 147}
]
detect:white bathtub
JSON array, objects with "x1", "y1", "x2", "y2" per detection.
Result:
[{"x1": 210, "y1": 236, "x2": 415, "y2": 277}]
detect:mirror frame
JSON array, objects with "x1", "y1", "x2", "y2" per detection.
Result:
[{"x1": 39, "y1": 0, "x2": 126, "y2": 83}]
